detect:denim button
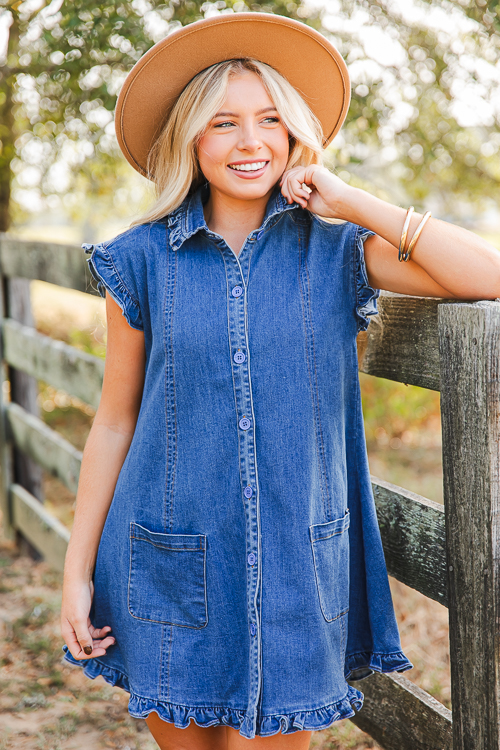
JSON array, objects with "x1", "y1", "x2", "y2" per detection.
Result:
[
  {"x1": 239, "y1": 417, "x2": 251, "y2": 430},
  {"x1": 244, "y1": 486, "x2": 253, "y2": 498},
  {"x1": 248, "y1": 553, "x2": 256, "y2": 565},
  {"x1": 234, "y1": 351, "x2": 246, "y2": 364},
  {"x1": 250, "y1": 623, "x2": 256, "y2": 636},
  {"x1": 232, "y1": 286, "x2": 243, "y2": 298}
]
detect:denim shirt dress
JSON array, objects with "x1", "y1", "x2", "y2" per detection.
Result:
[{"x1": 63, "y1": 183, "x2": 412, "y2": 739}]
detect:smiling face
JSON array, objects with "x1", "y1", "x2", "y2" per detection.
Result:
[{"x1": 196, "y1": 71, "x2": 290, "y2": 205}]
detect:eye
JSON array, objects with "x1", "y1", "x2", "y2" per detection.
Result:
[
  {"x1": 262, "y1": 116, "x2": 280, "y2": 124},
  {"x1": 213, "y1": 121, "x2": 234, "y2": 128}
]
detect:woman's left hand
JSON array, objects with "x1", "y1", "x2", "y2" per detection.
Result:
[{"x1": 280, "y1": 164, "x2": 352, "y2": 219}]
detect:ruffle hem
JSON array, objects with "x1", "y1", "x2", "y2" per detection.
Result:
[
  {"x1": 345, "y1": 650, "x2": 413, "y2": 682},
  {"x1": 62, "y1": 645, "x2": 364, "y2": 738}
]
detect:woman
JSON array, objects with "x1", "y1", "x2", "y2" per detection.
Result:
[{"x1": 60, "y1": 13, "x2": 500, "y2": 750}]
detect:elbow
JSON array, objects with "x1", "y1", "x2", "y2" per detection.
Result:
[
  {"x1": 482, "y1": 262, "x2": 500, "y2": 301},
  {"x1": 450, "y1": 262, "x2": 500, "y2": 301}
]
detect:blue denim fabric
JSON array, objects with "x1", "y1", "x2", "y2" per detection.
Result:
[{"x1": 63, "y1": 183, "x2": 412, "y2": 739}]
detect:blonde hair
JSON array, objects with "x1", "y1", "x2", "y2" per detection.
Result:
[{"x1": 131, "y1": 58, "x2": 324, "y2": 226}]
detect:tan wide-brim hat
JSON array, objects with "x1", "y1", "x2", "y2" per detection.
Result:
[{"x1": 115, "y1": 12, "x2": 350, "y2": 178}]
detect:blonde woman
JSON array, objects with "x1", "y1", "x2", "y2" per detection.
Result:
[{"x1": 60, "y1": 14, "x2": 500, "y2": 750}]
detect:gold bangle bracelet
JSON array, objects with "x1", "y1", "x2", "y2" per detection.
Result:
[
  {"x1": 398, "y1": 206, "x2": 414, "y2": 262},
  {"x1": 404, "y1": 211, "x2": 432, "y2": 261}
]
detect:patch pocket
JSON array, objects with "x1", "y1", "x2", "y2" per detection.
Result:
[
  {"x1": 309, "y1": 510, "x2": 350, "y2": 623},
  {"x1": 128, "y1": 522, "x2": 208, "y2": 628}
]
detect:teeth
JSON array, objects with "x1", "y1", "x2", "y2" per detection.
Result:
[{"x1": 228, "y1": 161, "x2": 267, "y2": 172}]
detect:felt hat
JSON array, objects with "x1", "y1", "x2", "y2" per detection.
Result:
[{"x1": 115, "y1": 12, "x2": 350, "y2": 178}]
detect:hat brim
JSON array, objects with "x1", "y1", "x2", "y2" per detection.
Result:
[{"x1": 115, "y1": 12, "x2": 350, "y2": 178}]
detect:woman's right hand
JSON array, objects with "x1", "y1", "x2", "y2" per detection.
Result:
[{"x1": 61, "y1": 577, "x2": 116, "y2": 659}]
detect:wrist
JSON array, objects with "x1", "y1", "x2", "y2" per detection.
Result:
[
  {"x1": 63, "y1": 548, "x2": 95, "y2": 584},
  {"x1": 336, "y1": 185, "x2": 366, "y2": 225}
]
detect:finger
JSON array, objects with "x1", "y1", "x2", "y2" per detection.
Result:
[
  {"x1": 64, "y1": 629, "x2": 91, "y2": 660},
  {"x1": 89, "y1": 624, "x2": 112, "y2": 639},
  {"x1": 281, "y1": 173, "x2": 301, "y2": 203},
  {"x1": 280, "y1": 167, "x2": 305, "y2": 187},
  {"x1": 93, "y1": 635, "x2": 116, "y2": 651},
  {"x1": 280, "y1": 181, "x2": 292, "y2": 204},
  {"x1": 65, "y1": 633, "x2": 116, "y2": 660},
  {"x1": 287, "y1": 183, "x2": 311, "y2": 207},
  {"x1": 73, "y1": 619, "x2": 94, "y2": 656}
]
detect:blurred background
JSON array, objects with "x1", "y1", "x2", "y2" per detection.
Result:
[{"x1": 0, "y1": 0, "x2": 499, "y2": 747}]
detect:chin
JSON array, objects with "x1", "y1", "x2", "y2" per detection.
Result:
[{"x1": 225, "y1": 181, "x2": 276, "y2": 201}]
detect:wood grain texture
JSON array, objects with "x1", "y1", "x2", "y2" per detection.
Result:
[
  {"x1": 349, "y1": 671, "x2": 452, "y2": 750},
  {"x1": 439, "y1": 300, "x2": 500, "y2": 750},
  {"x1": 371, "y1": 477, "x2": 447, "y2": 607},
  {"x1": 0, "y1": 276, "x2": 14, "y2": 539},
  {"x1": 11, "y1": 483, "x2": 70, "y2": 572},
  {"x1": 0, "y1": 234, "x2": 97, "y2": 295},
  {"x1": 3, "y1": 318, "x2": 104, "y2": 408},
  {"x1": 6, "y1": 402, "x2": 82, "y2": 495},
  {"x1": 7, "y1": 278, "x2": 44, "y2": 506},
  {"x1": 357, "y1": 293, "x2": 467, "y2": 391}
]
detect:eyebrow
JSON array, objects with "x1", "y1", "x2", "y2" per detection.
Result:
[{"x1": 213, "y1": 107, "x2": 278, "y2": 118}]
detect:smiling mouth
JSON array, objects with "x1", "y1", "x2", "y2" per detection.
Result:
[{"x1": 227, "y1": 161, "x2": 269, "y2": 172}]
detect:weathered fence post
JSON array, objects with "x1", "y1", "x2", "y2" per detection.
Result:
[
  {"x1": 0, "y1": 267, "x2": 14, "y2": 539},
  {"x1": 7, "y1": 278, "x2": 44, "y2": 501},
  {"x1": 6, "y1": 277, "x2": 44, "y2": 558},
  {"x1": 439, "y1": 300, "x2": 500, "y2": 750}
]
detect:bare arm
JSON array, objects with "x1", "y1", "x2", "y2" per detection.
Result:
[
  {"x1": 348, "y1": 189, "x2": 500, "y2": 299},
  {"x1": 280, "y1": 165, "x2": 500, "y2": 300},
  {"x1": 61, "y1": 295, "x2": 145, "y2": 659}
]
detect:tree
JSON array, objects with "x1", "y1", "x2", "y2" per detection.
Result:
[{"x1": 1, "y1": 0, "x2": 499, "y2": 233}]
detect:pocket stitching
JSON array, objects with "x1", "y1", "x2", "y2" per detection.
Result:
[
  {"x1": 309, "y1": 513, "x2": 350, "y2": 623},
  {"x1": 127, "y1": 522, "x2": 208, "y2": 628}
]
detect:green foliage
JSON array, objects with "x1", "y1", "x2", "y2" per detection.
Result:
[
  {"x1": 1, "y1": 0, "x2": 499, "y2": 226},
  {"x1": 360, "y1": 372, "x2": 441, "y2": 448}
]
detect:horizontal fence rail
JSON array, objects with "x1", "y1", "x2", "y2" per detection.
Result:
[
  {"x1": 3, "y1": 318, "x2": 104, "y2": 409},
  {"x1": 372, "y1": 478, "x2": 447, "y2": 607},
  {"x1": 6, "y1": 402, "x2": 82, "y2": 495},
  {"x1": 349, "y1": 672, "x2": 453, "y2": 750},
  {"x1": 0, "y1": 235, "x2": 98, "y2": 294},
  {"x1": 357, "y1": 293, "x2": 477, "y2": 392},
  {"x1": 11, "y1": 483, "x2": 70, "y2": 571}
]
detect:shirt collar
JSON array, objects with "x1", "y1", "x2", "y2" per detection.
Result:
[{"x1": 167, "y1": 182, "x2": 300, "y2": 251}]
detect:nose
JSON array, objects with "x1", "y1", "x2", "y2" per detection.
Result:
[{"x1": 237, "y1": 120, "x2": 262, "y2": 153}]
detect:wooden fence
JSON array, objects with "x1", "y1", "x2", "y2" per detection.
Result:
[{"x1": 0, "y1": 233, "x2": 499, "y2": 750}]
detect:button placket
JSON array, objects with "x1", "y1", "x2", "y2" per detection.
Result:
[{"x1": 219, "y1": 238, "x2": 262, "y2": 734}]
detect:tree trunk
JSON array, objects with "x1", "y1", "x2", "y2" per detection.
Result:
[{"x1": 0, "y1": 10, "x2": 17, "y2": 233}]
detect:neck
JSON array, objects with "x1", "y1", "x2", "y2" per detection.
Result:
[{"x1": 203, "y1": 186, "x2": 274, "y2": 240}]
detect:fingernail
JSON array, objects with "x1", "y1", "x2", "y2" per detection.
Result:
[{"x1": 83, "y1": 646, "x2": 92, "y2": 655}]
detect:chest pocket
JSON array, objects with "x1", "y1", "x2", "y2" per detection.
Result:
[
  {"x1": 128, "y1": 522, "x2": 208, "y2": 628},
  {"x1": 309, "y1": 510, "x2": 350, "y2": 622}
]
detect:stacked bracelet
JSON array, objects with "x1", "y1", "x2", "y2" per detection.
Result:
[
  {"x1": 399, "y1": 208, "x2": 432, "y2": 262},
  {"x1": 398, "y1": 206, "x2": 414, "y2": 262},
  {"x1": 405, "y1": 211, "x2": 432, "y2": 261}
]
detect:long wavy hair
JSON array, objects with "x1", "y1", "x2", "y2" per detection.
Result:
[{"x1": 131, "y1": 57, "x2": 325, "y2": 226}]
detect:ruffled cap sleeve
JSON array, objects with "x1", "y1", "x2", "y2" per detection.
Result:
[
  {"x1": 83, "y1": 240, "x2": 143, "y2": 332},
  {"x1": 355, "y1": 227, "x2": 380, "y2": 333}
]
